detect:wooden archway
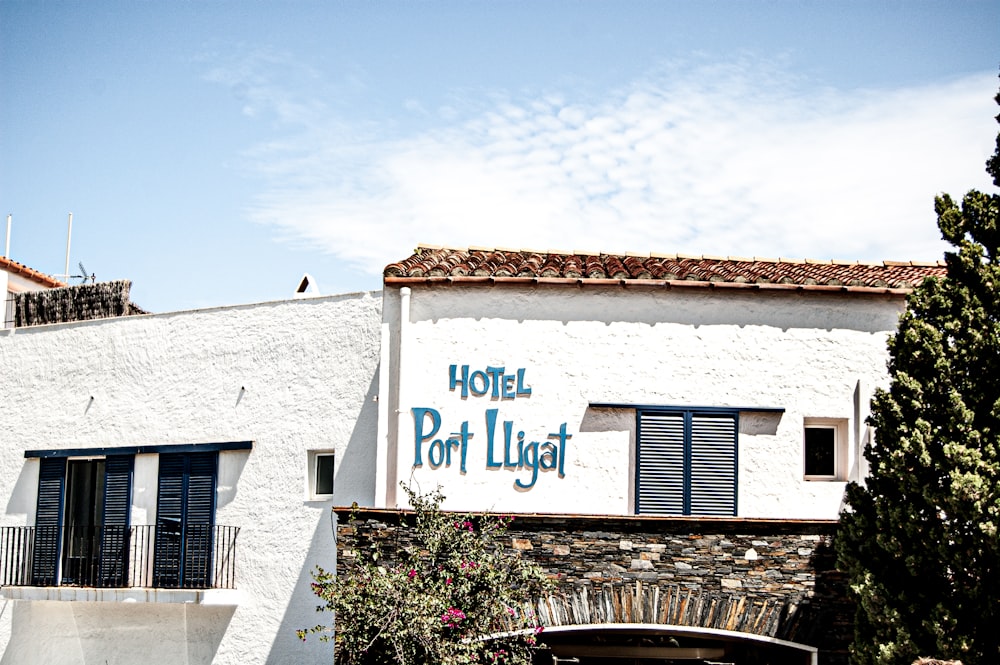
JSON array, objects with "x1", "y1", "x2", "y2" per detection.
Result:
[{"x1": 529, "y1": 582, "x2": 822, "y2": 664}]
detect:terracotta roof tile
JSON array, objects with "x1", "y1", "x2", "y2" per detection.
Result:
[
  {"x1": 384, "y1": 246, "x2": 948, "y2": 294},
  {"x1": 0, "y1": 256, "x2": 65, "y2": 289}
]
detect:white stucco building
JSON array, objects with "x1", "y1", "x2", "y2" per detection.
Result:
[
  {"x1": 0, "y1": 247, "x2": 945, "y2": 664},
  {"x1": 0, "y1": 288, "x2": 382, "y2": 664},
  {"x1": 376, "y1": 247, "x2": 944, "y2": 521}
]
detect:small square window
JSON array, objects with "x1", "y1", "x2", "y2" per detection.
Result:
[
  {"x1": 803, "y1": 418, "x2": 848, "y2": 481},
  {"x1": 308, "y1": 451, "x2": 335, "y2": 499}
]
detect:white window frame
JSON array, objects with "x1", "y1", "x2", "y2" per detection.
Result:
[
  {"x1": 307, "y1": 450, "x2": 335, "y2": 500},
  {"x1": 803, "y1": 418, "x2": 848, "y2": 481}
]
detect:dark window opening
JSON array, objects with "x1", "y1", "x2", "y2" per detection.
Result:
[
  {"x1": 315, "y1": 454, "x2": 335, "y2": 496},
  {"x1": 804, "y1": 427, "x2": 836, "y2": 477}
]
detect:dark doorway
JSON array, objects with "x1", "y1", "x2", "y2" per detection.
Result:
[{"x1": 61, "y1": 459, "x2": 106, "y2": 585}]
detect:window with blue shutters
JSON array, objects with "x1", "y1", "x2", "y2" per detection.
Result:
[
  {"x1": 19, "y1": 442, "x2": 246, "y2": 591},
  {"x1": 31, "y1": 455, "x2": 133, "y2": 587},
  {"x1": 636, "y1": 408, "x2": 738, "y2": 516}
]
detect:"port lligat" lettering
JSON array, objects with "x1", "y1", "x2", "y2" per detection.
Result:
[{"x1": 411, "y1": 365, "x2": 571, "y2": 490}]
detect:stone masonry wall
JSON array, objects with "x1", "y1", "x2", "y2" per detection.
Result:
[{"x1": 337, "y1": 508, "x2": 852, "y2": 664}]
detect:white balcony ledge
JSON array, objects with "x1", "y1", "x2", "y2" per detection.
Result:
[{"x1": 0, "y1": 585, "x2": 241, "y2": 605}]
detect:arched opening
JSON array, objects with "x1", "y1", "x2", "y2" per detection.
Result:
[{"x1": 534, "y1": 623, "x2": 817, "y2": 665}]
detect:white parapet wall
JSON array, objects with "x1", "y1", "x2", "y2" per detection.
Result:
[{"x1": 0, "y1": 292, "x2": 382, "y2": 665}]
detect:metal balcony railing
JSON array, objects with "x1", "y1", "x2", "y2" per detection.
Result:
[{"x1": 0, "y1": 524, "x2": 240, "y2": 590}]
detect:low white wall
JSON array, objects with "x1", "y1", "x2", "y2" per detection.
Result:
[
  {"x1": 0, "y1": 292, "x2": 382, "y2": 664},
  {"x1": 380, "y1": 284, "x2": 903, "y2": 519}
]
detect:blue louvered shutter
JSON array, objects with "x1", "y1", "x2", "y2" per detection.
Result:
[
  {"x1": 636, "y1": 411, "x2": 686, "y2": 515},
  {"x1": 31, "y1": 457, "x2": 66, "y2": 585},
  {"x1": 182, "y1": 452, "x2": 216, "y2": 588},
  {"x1": 636, "y1": 409, "x2": 738, "y2": 517},
  {"x1": 689, "y1": 413, "x2": 737, "y2": 516},
  {"x1": 154, "y1": 452, "x2": 217, "y2": 588},
  {"x1": 98, "y1": 455, "x2": 133, "y2": 587},
  {"x1": 154, "y1": 454, "x2": 185, "y2": 587}
]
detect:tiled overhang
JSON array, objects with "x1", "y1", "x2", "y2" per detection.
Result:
[
  {"x1": 384, "y1": 275, "x2": 916, "y2": 297},
  {"x1": 25, "y1": 440, "x2": 253, "y2": 459},
  {"x1": 384, "y1": 246, "x2": 946, "y2": 297}
]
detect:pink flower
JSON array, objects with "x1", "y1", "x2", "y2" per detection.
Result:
[
  {"x1": 441, "y1": 607, "x2": 466, "y2": 628},
  {"x1": 407, "y1": 569, "x2": 416, "y2": 579}
]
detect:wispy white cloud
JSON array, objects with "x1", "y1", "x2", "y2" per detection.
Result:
[{"x1": 216, "y1": 55, "x2": 998, "y2": 276}]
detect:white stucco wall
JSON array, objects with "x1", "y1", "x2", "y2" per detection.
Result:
[
  {"x1": 0, "y1": 292, "x2": 382, "y2": 665},
  {"x1": 378, "y1": 284, "x2": 904, "y2": 519}
]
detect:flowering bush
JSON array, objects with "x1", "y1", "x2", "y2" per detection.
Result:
[{"x1": 298, "y1": 485, "x2": 550, "y2": 664}]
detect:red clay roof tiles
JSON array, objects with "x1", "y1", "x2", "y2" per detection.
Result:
[
  {"x1": 384, "y1": 245, "x2": 947, "y2": 294},
  {"x1": 0, "y1": 256, "x2": 65, "y2": 289}
]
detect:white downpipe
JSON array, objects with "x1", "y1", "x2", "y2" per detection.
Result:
[
  {"x1": 374, "y1": 313, "x2": 392, "y2": 508},
  {"x1": 393, "y1": 287, "x2": 412, "y2": 508}
]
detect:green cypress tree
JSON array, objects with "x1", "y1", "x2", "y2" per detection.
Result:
[{"x1": 837, "y1": 84, "x2": 1000, "y2": 665}]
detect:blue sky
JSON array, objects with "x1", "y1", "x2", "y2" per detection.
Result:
[{"x1": 2, "y1": 1, "x2": 998, "y2": 313}]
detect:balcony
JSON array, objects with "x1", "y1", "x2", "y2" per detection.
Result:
[{"x1": 0, "y1": 525, "x2": 240, "y2": 600}]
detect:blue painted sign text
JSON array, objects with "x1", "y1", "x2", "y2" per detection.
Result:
[{"x1": 412, "y1": 365, "x2": 571, "y2": 489}]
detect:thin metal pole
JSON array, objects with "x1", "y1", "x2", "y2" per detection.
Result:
[
  {"x1": 4, "y1": 214, "x2": 10, "y2": 258},
  {"x1": 63, "y1": 212, "x2": 73, "y2": 281}
]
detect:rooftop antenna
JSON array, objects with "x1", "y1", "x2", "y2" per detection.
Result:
[
  {"x1": 4, "y1": 214, "x2": 10, "y2": 258},
  {"x1": 71, "y1": 261, "x2": 95, "y2": 284}
]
